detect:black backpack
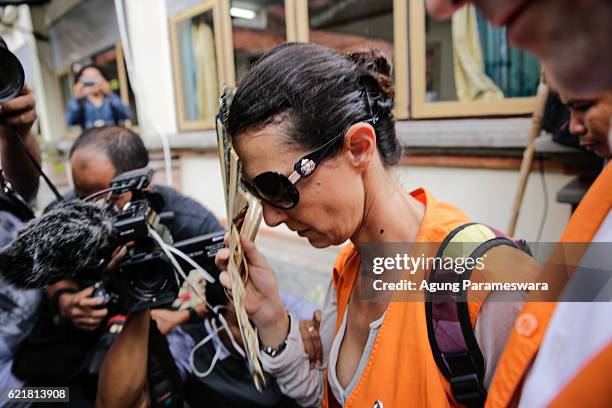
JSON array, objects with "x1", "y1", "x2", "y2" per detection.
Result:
[{"x1": 426, "y1": 223, "x2": 532, "y2": 408}]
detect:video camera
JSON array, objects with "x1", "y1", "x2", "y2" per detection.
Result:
[
  {"x1": 0, "y1": 36, "x2": 25, "y2": 103},
  {"x1": 82, "y1": 167, "x2": 225, "y2": 313}
]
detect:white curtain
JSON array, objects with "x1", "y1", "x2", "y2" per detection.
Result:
[{"x1": 191, "y1": 17, "x2": 219, "y2": 121}]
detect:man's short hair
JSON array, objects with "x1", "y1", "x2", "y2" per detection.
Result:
[{"x1": 69, "y1": 126, "x2": 149, "y2": 175}]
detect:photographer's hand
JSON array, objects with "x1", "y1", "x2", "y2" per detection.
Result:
[
  {"x1": 0, "y1": 85, "x2": 36, "y2": 138},
  {"x1": 151, "y1": 309, "x2": 187, "y2": 335},
  {"x1": 0, "y1": 85, "x2": 40, "y2": 201},
  {"x1": 73, "y1": 82, "x2": 88, "y2": 99},
  {"x1": 58, "y1": 286, "x2": 108, "y2": 331},
  {"x1": 215, "y1": 233, "x2": 289, "y2": 348},
  {"x1": 151, "y1": 306, "x2": 205, "y2": 335}
]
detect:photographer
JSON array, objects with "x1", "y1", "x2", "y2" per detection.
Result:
[
  {"x1": 97, "y1": 275, "x2": 314, "y2": 408},
  {"x1": 48, "y1": 126, "x2": 222, "y2": 330},
  {"x1": 65, "y1": 65, "x2": 132, "y2": 130},
  {"x1": 12, "y1": 126, "x2": 222, "y2": 405},
  {"x1": 0, "y1": 85, "x2": 42, "y2": 388}
]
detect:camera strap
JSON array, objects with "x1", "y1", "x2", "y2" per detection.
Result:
[
  {"x1": 0, "y1": 171, "x2": 35, "y2": 221},
  {"x1": 14, "y1": 131, "x2": 64, "y2": 202}
]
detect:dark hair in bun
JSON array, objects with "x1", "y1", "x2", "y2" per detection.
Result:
[{"x1": 228, "y1": 42, "x2": 402, "y2": 166}]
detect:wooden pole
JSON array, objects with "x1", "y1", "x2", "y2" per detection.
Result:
[{"x1": 507, "y1": 80, "x2": 550, "y2": 236}]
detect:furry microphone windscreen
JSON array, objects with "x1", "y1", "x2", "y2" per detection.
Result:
[{"x1": 0, "y1": 200, "x2": 119, "y2": 289}]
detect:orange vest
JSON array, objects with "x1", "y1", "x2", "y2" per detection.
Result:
[
  {"x1": 486, "y1": 163, "x2": 612, "y2": 408},
  {"x1": 322, "y1": 189, "x2": 482, "y2": 408}
]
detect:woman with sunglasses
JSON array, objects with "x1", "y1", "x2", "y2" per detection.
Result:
[{"x1": 216, "y1": 43, "x2": 535, "y2": 408}]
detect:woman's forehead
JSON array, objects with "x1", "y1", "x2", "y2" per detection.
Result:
[{"x1": 234, "y1": 126, "x2": 306, "y2": 179}]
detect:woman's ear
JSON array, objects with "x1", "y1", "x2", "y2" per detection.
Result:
[{"x1": 343, "y1": 122, "x2": 377, "y2": 172}]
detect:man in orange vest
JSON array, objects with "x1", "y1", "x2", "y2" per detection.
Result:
[
  {"x1": 560, "y1": 91, "x2": 611, "y2": 161},
  {"x1": 487, "y1": 120, "x2": 611, "y2": 408},
  {"x1": 426, "y1": 1, "x2": 612, "y2": 407}
]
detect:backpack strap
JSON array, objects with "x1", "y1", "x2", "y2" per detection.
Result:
[{"x1": 425, "y1": 223, "x2": 531, "y2": 408}]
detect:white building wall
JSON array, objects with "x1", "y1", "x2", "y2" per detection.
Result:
[
  {"x1": 180, "y1": 157, "x2": 573, "y2": 243},
  {"x1": 122, "y1": 0, "x2": 178, "y2": 140},
  {"x1": 395, "y1": 166, "x2": 572, "y2": 242},
  {"x1": 1, "y1": 5, "x2": 63, "y2": 142}
]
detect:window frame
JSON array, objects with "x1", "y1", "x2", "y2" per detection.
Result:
[
  {"x1": 170, "y1": 0, "x2": 297, "y2": 131},
  {"x1": 172, "y1": 0, "x2": 406, "y2": 130},
  {"x1": 224, "y1": 0, "x2": 294, "y2": 86},
  {"x1": 408, "y1": 0, "x2": 538, "y2": 119},
  {"x1": 55, "y1": 66, "x2": 74, "y2": 115},
  {"x1": 295, "y1": 0, "x2": 409, "y2": 119},
  {"x1": 55, "y1": 41, "x2": 137, "y2": 135},
  {"x1": 114, "y1": 42, "x2": 131, "y2": 109},
  {"x1": 169, "y1": 0, "x2": 225, "y2": 131}
]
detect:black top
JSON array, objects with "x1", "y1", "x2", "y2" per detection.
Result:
[
  {"x1": 45, "y1": 184, "x2": 224, "y2": 241},
  {"x1": 180, "y1": 323, "x2": 301, "y2": 408}
]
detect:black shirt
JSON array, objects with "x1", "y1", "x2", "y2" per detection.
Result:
[{"x1": 45, "y1": 185, "x2": 224, "y2": 241}]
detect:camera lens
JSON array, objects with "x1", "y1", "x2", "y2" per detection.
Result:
[
  {"x1": 0, "y1": 38, "x2": 25, "y2": 103},
  {"x1": 128, "y1": 265, "x2": 170, "y2": 300}
]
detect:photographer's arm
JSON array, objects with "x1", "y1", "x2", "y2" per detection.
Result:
[
  {"x1": 0, "y1": 85, "x2": 41, "y2": 202},
  {"x1": 96, "y1": 309, "x2": 151, "y2": 408}
]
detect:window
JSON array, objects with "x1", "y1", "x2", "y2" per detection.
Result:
[
  {"x1": 115, "y1": 43, "x2": 139, "y2": 126},
  {"x1": 91, "y1": 44, "x2": 138, "y2": 126},
  {"x1": 308, "y1": 0, "x2": 393, "y2": 57},
  {"x1": 57, "y1": 69, "x2": 73, "y2": 113},
  {"x1": 302, "y1": 0, "x2": 409, "y2": 118},
  {"x1": 230, "y1": 0, "x2": 287, "y2": 83},
  {"x1": 170, "y1": 1, "x2": 223, "y2": 130},
  {"x1": 56, "y1": 42, "x2": 138, "y2": 134},
  {"x1": 409, "y1": 1, "x2": 540, "y2": 118}
]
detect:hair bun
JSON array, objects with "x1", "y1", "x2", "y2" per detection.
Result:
[{"x1": 346, "y1": 48, "x2": 394, "y2": 101}]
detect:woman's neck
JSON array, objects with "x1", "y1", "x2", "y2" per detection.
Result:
[{"x1": 350, "y1": 169, "x2": 425, "y2": 246}]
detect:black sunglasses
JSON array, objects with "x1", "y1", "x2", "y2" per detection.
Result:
[{"x1": 242, "y1": 119, "x2": 377, "y2": 210}]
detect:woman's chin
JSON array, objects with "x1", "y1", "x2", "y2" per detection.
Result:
[
  {"x1": 305, "y1": 234, "x2": 342, "y2": 249},
  {"x1": 303, "y1": 233, "x2": 331, "y2": 249},
  {"x1": 309, "y1": 239, "x2": 331, "y2": 249}
]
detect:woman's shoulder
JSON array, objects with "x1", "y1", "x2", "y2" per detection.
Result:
[{"x1": 416, "y1": 189, "x2": 473, "y2": 242}]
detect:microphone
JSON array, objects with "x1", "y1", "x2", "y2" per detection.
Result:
[{"x1": 0, "y1": 200, "x2": 119, "y2": 289}]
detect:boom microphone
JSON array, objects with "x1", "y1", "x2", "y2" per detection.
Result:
[{"x1": 0, "y1": 200, "x2": 119, "y2": 289}]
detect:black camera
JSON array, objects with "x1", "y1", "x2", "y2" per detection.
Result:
[
  {"x1": 82, "y1": 167, "x2": 225, "y2": 313},
  {"x1": 0, "y1": 36, "x2": 25, "y2": 103}
]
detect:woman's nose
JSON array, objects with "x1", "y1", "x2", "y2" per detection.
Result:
[{"x1": 262, "y1": 202, "x2": 288, "y2": 227}]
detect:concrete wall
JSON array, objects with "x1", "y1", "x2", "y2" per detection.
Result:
[
  {"x1": 122, "y1": 0, "x2": 178, "y2": 141},
  {"x1": 179, "y1": 156, "x2": 573, "y2": 243},
  {"x1": 395, "y1": 165, "x2": 572, "y2": 242},
  {"x1": 1, "y1": 5, "x2": 63, "y2": 141}
]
